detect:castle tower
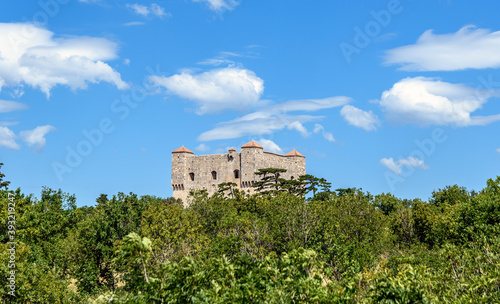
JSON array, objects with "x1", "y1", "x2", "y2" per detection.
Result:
[
  {"x1": 285, "y1": 149, "x2": 306, "y2": 180},
  {"x1": 171, "y1": 146, "x2": 194, "y2": 202},
  {"x1": 240, "y1": 140, "x2": 263, "y2": 192}
]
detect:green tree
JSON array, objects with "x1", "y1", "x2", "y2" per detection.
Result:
[
  {"x1": 141, "y1": 198, "x2": 206, "y2": 263},
  {"x1": 113, "y1": 232, "x2": 152, "y2": 290},
  {"x1": 0, "y1": 163, "x2": 9, "y2": 190},
  {"x1": 299, "y1": 174, "x2": 319, "y2": 195},
  {"x1": 67, "y1": 193, "x2": 152, "y2": 295},
  {"x1": 216, "y1": 182, "x2": 239, "y2": 198},
  {"x1": 253, "y1": 168, "x2": 287, "y2": 194},
  {"x1": 430, "y1": 184, "x2": 470, "y2": 207}
]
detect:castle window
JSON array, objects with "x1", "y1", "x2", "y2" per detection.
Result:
[
  {"x1": 291, "y1": 176, "x2": 294, "y2": 180},
  {"x1": 211, "y1": 171, "x2": 217, "y2": 180},
  {"x1": 189, "y1": 172, "x2": 195, "y2": 181},
  {"x1": 234, "y1": 169, "x2": 240, "y2": 179}
]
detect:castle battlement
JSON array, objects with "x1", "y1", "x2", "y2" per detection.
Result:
[{"x1": 171, "y1": 140, "x2": 306, "y2": 203}]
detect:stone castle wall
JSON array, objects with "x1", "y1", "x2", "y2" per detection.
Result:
[{"x1": 172, "y1": 145, "x2": 305, "y2": 204}]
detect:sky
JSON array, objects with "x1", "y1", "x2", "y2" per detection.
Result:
[{"x1": 1, "y1": 0, "x2": 499, "y2": 206}]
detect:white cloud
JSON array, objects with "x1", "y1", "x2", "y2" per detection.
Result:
[
  {"x1": 127, "y1": 3, "x2": 170, "y2": 18},
  {"x1": 195, "y1": 143, "x2": 210, "y2": 152},
  {"x1": 313, "y1": 124, "x2": 335, "y2": 142},
  {"x1": 198, "y1": 58, "x2": 237, "y2": 67},
  {"x1": 198, "y1": 50, "x2": 259, "y2": 67},
  {"x1": 198, "y1": 114, "x2": 319, "y2": 141},
  {"x1": 0, "y1": 23, "x2": 128, "y2": 97},
  {"x1": 198, "y1": 97, "x2": 351, "y2": 141},
  {"x1": 0, "y1": 100, "x2": 28, "y2": 113},
  {"x1": 496, "y1": 148, "x2": 500, "y2": 154},
  {"x1": 380, "y1": 157, "x2": 429, "y2": 175},
  {"x1": 193, "y1": 0, "x2": 240, "y2": 11},
  {"x1": 385, "y1": 26, "x2": 500, "y2": 71},
  {"x1": 0, "y1": 127, "x2": 19, "y2": 150},
  {"x1": 378, "y1": 77, "x2": 500, "y2": 126},
  {"x1": 123, "y1": 21, "x2": 145, "y2": 26},
  {"x1": 340, "y1": 105, "x2": 380, "y2": 131},
  {"x1": 269, "y1": 97, "x2": 351, "y2": 113},
  {"x1": 128, "y1": 4, "x2": 149, "y2": 16},
  {"x1": 287, "y1": 121, "x2": 309, "y2": 137},
  {"x1": 10, "y1": 86, "x2": 24, "y2": 98},
  {"x1": 19, "y1": 125, "x2": 56, "y2": 152},
  {"x1": 0, "y1": 122, "x2": 19, "y2": 127},
  {"x1": 149, "y1": 68, "x2": 265, "y2": 114},
  {"x1": 256, "y1": 139, "x2": 282, "y2": 153}
]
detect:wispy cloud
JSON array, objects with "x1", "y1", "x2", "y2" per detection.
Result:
[
  {"x1": 0, "y1": 100, "x2": 28, "y2": 113},
  {"x1": 340, "y1": 105, "x2": 380, "y2": 131},
  {"x1": 19, "y1": 125, "x2": 56, "y2": 152},
  {"x1": 378, "y1": 77, "x2": 500, "y2": 126},
  {"x1": 0, "y1": 23, "x2": 128, "y2": 97},
  {"x1": 195, "y1": 143, "x2": 210, "y2": 152},
  {"x1": 287, "y1": 121, "x2": 310, "y2": 137},
  {"x1": 0, "y1": 122, "x2": 19, "y2": 127},
  {"x1": 149, "y1": 68, "x2": 265, "y2": 114},
  {"x1": 193, "y1": 0, "x2": 240, "y2": 12},
  {"x1": 198, "y1": 49, "x2": 259, "y2": 67},
  {"x1": 127, "y1": 3, "x2": 170, "y2": 18},
  {"x1": 123, "y1": 21, "x2": 145, "y2": 26},
  {"x1": 313, "y1": 124, "x2": 335, "y2": 142},
  {"x1": 198, "y1": 97, "x2": 351, "y2": 141},
  {"x1": 380, "y1": 157, "x2": 429, "y2": 175},
  {"x1": 385, "y1": 26, "x2": 500, "y2": 71}
]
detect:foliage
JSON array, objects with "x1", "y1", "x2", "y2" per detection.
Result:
[
  {"x1": 0, "y1": 163, "x2": 499, "y2": 303},
  {"x1": 0, "y1": 163, "x2": 9, "y2": 190}
]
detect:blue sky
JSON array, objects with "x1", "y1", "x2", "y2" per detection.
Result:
[{"x1": 1, "y1": 0, "x2": 499, "y2": 205}]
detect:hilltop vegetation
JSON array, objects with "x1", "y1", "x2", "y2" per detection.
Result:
[{"x1": 0, "y1": 164, "x2": 499, "y2": 303}]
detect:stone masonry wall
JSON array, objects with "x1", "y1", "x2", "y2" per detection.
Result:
[{"x1": 172, "y1": 147, "x2": 305, "y2": 204}]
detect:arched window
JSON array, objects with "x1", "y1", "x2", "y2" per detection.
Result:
[
  {"x1": 291, "y1": 176, "x2": 294, "y2": 180},
  {"x1": 189, "y1": 172, "x2": 195, "y2": 181},
  {"x1": 234, "y1": 169, "x2": 240, "y2": 179},
  {"x1": 211, "y1": 171, "x2": 217, "y2": 180}
]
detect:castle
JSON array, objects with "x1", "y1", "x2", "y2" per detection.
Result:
[{"x1": 171, "y1": 140, "x2": 306, "y2": 203}]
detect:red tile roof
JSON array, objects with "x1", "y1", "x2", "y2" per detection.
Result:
[
  {"x1": 241, "y1": 140, "x2": 263, "y2": 149},
  {"x1": 285, "y1": 149, "x2": 305, "y2": 157},
  {"x1": 172, "y1": 146, "x2": 194, "y2": 154},
  {"x1": 228, "y1": 148, "x2": 236, "y2": 152}
]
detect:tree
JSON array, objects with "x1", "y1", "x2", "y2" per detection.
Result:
[
  {"x1": 0, "y1": 163, "x2": 10, "y2": 190},
  {"x1": 217, "y1": 182, "x2": 238, "y2": 199},
  {"x1": 141, "y1": 198, "x2": 206, "y2": 263},
  {"x1": 278, "y1": 178, "x2": 307, "y2": 196},
  {"x1": 299, "y1": 174, "x2": 320, "y2": 196},
  {"x1": 67, "y1": 192, "x2": 152, "y2": 294},
  {"x1": 430, "y1": 184, "x2": 470, "y2": 207},
  {"x1": 113, "y1": 232, "x2": 153, "y2": 290},
  {"x1": 253, "y1": 168, "x2": 287, "y2": 195}
]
